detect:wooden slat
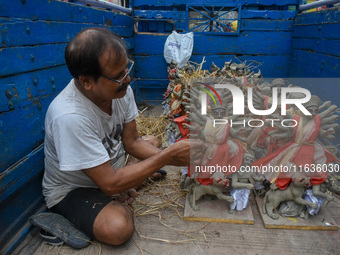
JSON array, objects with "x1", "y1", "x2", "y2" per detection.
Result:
[
  {"x1": 0, "y1": 145, "x2": 44, "y2": 203},
  {"x1": 286, "y1": 78, "x2": 340, "y2": 107},
  {"x1": 132, "y1": 0, "x2": 300, "y2": 7},
  {"x1": 0, "y1": 44, "x2": 67, "y2": 77},
  {"x1": 292, "y1": 38, "x2": 340, "y2": 57},
  {"x1": 0, "y1": 0, "x2": 133, "y2": 26},
  {"x1": 289, "y1": 49, "x2": 340, "y2": 78},
  {"x1": 134, "y1": 32, "x2": 292, "y2": 56},
  {"x1": 1, "y1": 20, "x2": 133, "y2": 47},
  {"x1": 134, "y1": 10, "x2": 185, "y2": 19},
  {"x1": 0, "y1": 96, "x2": 52, "y2": 172},
  {"x1": 294, "y1": 6, "x2": 340, "y2": 26},
  {"x1": 135, "y1": 79, "x2": 168, "y2": 103},
  {"x1": 241, "y1": 19, "x2": 293, "y2": 31},
  {"x1": 135, "y1": 54, "x2": 290, "y2": 80},
  {"x1": 0, "y1": 65, "x2": 71, "y2": 112},
  {"x1": 292, "y1": 23, "x2": 340, "y2": 40},
  {"x1": 0, "y1": 174, "x2": 44, "y2": 253},
  {"x1": 241, "y1": 10, "x2": 297, "y2": 19}
]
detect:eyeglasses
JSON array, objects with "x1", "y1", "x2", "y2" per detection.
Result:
[{"x1": 101, "y1": 59, "x2": 134, "y2": 86}]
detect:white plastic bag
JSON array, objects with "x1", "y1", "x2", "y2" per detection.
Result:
[{"x1": 164, "y1": 31, "x2": 194, "y2": 68}]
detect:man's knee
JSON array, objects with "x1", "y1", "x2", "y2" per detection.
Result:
[
  {"x1": 142, "y1": 135, "x2": 160, "y2": 148},
  {"x1": 93, "y1": 202, "x2": 134, "y2": 245}
]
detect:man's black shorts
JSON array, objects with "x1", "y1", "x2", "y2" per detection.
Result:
[{"x1": 51, "y1": 188, "x2": 113, "y2": 239}]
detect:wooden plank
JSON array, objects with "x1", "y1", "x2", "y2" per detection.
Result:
[
  {"x1": 289, "y1": 49, "x2": 340, "y2": 78},
  {"x1": 0, "y1": 95, "x2": 52, "y2": 172},
  {"x1": 134, "y1": 10, "x2": 185, "y2": 19},
  {"x1": 134, "y1": 32, "x2": 293, "y2": 55},
  {"x1": 0, "y1": 145, "x2": 44, "y2": 203},
  {"x1": 241, "y1": 10, "x2": 297, "y2": 20},
  {"x1": 135, "y1": 54, "x2": 290, "y2": 79},
  {"x1": 241, "y1": 19, "x2": 293, "y2": 31},
  {"x1": 0, "y1": 179, "x2": 44, "y2": 254},
  {"x1": 292, "y1": 38, "x2": 340, "y2": 57},
  {"x1": 0, "y1": 44, "x2": 67, "y2": 77},
  {"x1": 294, "y1": 6, "x2": 340, "y2": 26},
  {"x1": 1, "y1": 20, "x2": 133, "y2": 47},
  {"x1": 184, "y1": 193, "x2": 254, "y2": 224},
  {"x1": 0, "y1": 0, "x2": 133, "y2": 26},
  {"x1": 286, "y1": 78, "x2": 340, "y2": 105},
  {"x1": 292, "y1": 23, "x2": 340, "y2": 40},
  {"x1": 0, "y1": 65, "x2": 71, "y2": 112},
  {"x1": 132, "y1": 0, "x2": 300, "y2": 7},
  {"x1": 256, "y1": 195, "x2": 339, "y2": 230},
  {"x1": 135, "y1": 79, "x2": 168, "y2": 103}
]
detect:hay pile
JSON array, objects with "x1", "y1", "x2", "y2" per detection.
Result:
[
  {"x1": 130, "y1": 109, "x2": 210, "y2": 248},
  {"x1": 135, "y1": 108, "x2": 170, "y2": 146}
]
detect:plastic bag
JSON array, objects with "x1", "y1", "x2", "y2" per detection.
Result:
[
  {"x1": 230, "y1": 188, "x2": 250, "y2": 211},
  {"x1": 164, "y1": 31, "x2": 194, "y2": 68}
]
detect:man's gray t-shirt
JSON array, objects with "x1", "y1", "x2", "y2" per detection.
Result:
[{"x1": 42, "y1": 79, "x2": 139, "y2": 208}]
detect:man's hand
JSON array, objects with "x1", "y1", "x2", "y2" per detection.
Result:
[
  {"x1": 115, "y1": 188, "x2": 138, "y2": 204},
  {"x1": 166, "y1": 139, "x2": 207, "y2": 166}
]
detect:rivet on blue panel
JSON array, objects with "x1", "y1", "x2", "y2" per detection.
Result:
[
  {"x1": 6, "y1": 89, "x2": 13, "y2": 98},
  {"x1": 8, "y1": 100, "x2": 14, "y2": 110}
]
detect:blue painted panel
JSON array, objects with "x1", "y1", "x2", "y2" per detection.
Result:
[
  {"x1": 0, "y1": 44, "x2": 67, "y2": 77},
  {"x1": 241, "y1": 10, "x2": 297, "y2": 19},
  {"x1": 290, "y1": 7, "x2": 340, "y2": 79},
  {"x1": 0, "y1": 171, "x2": 44, "y2": 253},
  {"x1": 0, "y1": 96, "x2": 50, "y2": 172},
  {"x1": 134, "y1": 10, "x2": 185, "y2": 19},
  {"x1": 0, "y1": 65, "x2": 70, "y2": 112},
  {"x1": 134, "y1": 32, "x2": 292, "y2": 55},
  {"x1": 0, "y1": 145, "x2": 44, "y2": 203},
  {"x1": 135, "y1": 54, "x2": 290, "y2": 80},
  {"x1": 292, "y1": 23, "x2": 340, "y2": 40},
  {"x1": 135, "y1": 79, "x2": 168, "y2": 103},
  {"x1": 294, "y1": 6, "x2": 340, "y2": 25},
  {"x1": 0, "y1": 0, "x2": 133, "y2": 26},
  {"x1": 290, "y1": 49, "x2": 340, "y2": 78},
  {"x1": 292, "y1": 38, "x2": 340, "y2": 57},
  {"x1": 1, "y1": 21, "x2": 133, "y2": 47},
  {"x1": 0, "y1": 66, "x2": 72, "y2": 171},
  {"x1": 132, "y1": 0, "x2": 300, "y2": 7},
  {"x1": 241, "y1": 19, "x2": 293, "y2": 31},
  {"x1": 286, "y1": 78, "x2": 340, "y2": 146},
  {"x1": 190, "y1": 54, "x2": 291, "y2": 78},
  {"x1": 0, "y1": 1, "x2": 135, "y2": 254}
]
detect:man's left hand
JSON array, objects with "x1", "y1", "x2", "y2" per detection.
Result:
[{"x1": 115, "y1": 188, "x2": 138, "y2": 204}]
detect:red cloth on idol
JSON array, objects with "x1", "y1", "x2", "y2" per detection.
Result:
[{"x1": 252, "y1": 114, "x2": 339, "y2": 190}]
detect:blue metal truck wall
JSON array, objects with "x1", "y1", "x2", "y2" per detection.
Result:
[
  {"x1": 133, "y1": 0, "x2": 300, "y2": 103},
  {"x1": 0, "y1": 0, "x2": 339, "y2": 254},
  {"x1": 0, "y1": 1, "x2": 133, "y2": 253}
]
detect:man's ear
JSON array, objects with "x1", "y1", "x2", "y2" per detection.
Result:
[{"x1": 78, "y1": 75, "x2": 94, "y2": 90}]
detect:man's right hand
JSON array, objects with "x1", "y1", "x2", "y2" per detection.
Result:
[{"x1": 166, "y1": 139, "x2": 206, "y2": 166}]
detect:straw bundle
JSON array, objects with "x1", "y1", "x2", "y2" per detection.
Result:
[{"x1": 135, "y1": 109, "x2": 169, "y2": 145}]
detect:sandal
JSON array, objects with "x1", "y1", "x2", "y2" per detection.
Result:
[{"x1": 30, "y1": 212, "x2": 90, "y2": 249}]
